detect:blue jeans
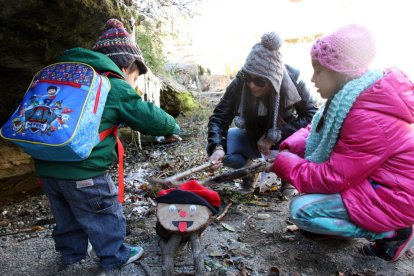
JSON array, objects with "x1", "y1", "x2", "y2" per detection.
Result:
[
  {"x1": 41, "y1": 173, "x2": 130, "y2": 270},
  {"x1": 223, "y1": 128, "x2": 261, "y2": 169},
  {"x1": 290, "y1": 193, "x2": 393, "y2": 240}
]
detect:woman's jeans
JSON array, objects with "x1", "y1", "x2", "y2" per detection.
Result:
[
  {"x1": 223, "y1": 128, "x2": 261, "y2": 169},
  {"x1": 290, "y1": 193, "x2": 393, "y2": 240},
  {"x1": 41, "y1": 173, "x2": 130, "y2": 270}
]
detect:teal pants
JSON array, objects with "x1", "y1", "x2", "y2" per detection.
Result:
[{"x1": 289, "y1": 193, "x2": 393, "y2": 240}]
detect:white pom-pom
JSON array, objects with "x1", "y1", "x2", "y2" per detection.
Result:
[
  {"x1": 267, "y1": 128, "x2": 282, "y2": 143},
  {"x1": 261, "y1": 32, "x2": 282, "y2": 51}
]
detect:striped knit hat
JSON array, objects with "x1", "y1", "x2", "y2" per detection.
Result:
[{"x1": 93, "y1": 18, "x2": 147, "y2": 75}]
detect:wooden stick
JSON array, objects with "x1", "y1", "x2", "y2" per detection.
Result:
[
  {"x1": 215, "y1": 202, "x2": 233, "y2": 222},
  {"x1": 138, "y1": 261, "x2": 155, "y2": 276},
  {"x1": 0, "y1": 226, "x2": 46, "y2": 237},
  {"x1": 164, "y1": 161, "x2": 215, "y2": 183},
  {"x1": 189, "y1": 233, "x2": 206, "y2": 276},
  {"x1": 201, "y1": 160, "x2": 272, "y2": 186},
  {"x1": 148, "y1": 161, "x2": 217, "y2": 187},
  {"x1": 160, "y1": 234, "x2": 182, "y2": 276},
  {"x1": 148, "y1": 158, "x2": 274, "y2": 187},
  {"x1": 147, "y1": 177, "x2": 181, "y2": 187}
]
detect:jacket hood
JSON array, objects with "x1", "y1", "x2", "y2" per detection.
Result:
[
  {"x1": 355, "y1": 68, "x2": 414, "y2": 123},
  {"x1": 56, "y1": 47, "x2": 125, "y2": 78}
]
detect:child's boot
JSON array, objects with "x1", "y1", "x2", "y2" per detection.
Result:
[{"x1": 362, "y1": 225, "x2": 414, "y2": 261}]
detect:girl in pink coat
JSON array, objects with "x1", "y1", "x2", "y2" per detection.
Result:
[{"x1": 271, "y1": 24, "x2": 414, "y2": 261}]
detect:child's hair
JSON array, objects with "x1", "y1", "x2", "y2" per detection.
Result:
[
  {"x1": 311, "y1": 24, "x2": 376, "y2": 79},
  {"x1": 123, "y1": 61, "x2": 140, "y2": 74},
  {"x1": 92, "y1": 18, "x2": 147, "y2": 75}
]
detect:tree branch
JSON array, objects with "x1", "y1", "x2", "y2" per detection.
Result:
[{"x1": 201, "y1": 160, "x2": 273, "y2": 186}]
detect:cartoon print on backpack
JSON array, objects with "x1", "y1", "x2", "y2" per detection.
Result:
[
  {"x1": 42, "y1": 85, "x2": 60, "y2": 106},
  {"x1": 0, "y1": 61, "x2": 108, "y2": 161},
  {"x1": 12, "y1": 84, "x2": 73, "y2": 136}
]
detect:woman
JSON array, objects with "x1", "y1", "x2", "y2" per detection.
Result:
[{"x1": 207, "y1": 32, "x2": 317, "y2": 195}]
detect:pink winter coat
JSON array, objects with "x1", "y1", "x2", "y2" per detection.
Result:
[{"x1": 273, "y1": 68, "x2": 414, "y2": 233}]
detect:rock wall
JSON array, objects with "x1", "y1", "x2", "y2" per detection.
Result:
[
  {"x1": 0, "y1": 140, "x2": 36, "y2": 206},
  {"x1": 0, "y1": 0, "x2": 138, "y2": 205}
]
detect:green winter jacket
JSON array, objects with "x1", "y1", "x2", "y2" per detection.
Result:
[{"x1": 34, "y1": 47, "x2": 179, "y2": 180}]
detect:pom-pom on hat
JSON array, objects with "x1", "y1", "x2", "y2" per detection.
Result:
[
  {"x1": 156, "y1": 180, "x2": 221, "y2": 215},
  {"x1": 93, "y1": 18, "x2": 147, "y2": 75},
  {"x1": 310, "y1": 24, "x2": 376, "y2": 78},
  {"x1": 242, "y1": 32, "x2": 284, "y2": 92}
]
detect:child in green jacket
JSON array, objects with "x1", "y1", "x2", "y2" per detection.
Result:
[{"x1": 35, "y1": 18, "x2": 180, "y2": 271}]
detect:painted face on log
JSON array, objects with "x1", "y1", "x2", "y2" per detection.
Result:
[{"x1": 157, "y1": 203, "x2": 212, "y2": 233}]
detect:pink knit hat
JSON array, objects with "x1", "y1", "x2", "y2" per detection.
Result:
[{"x1": 310, "y1": 24, "x2": 376, "y2": 78}]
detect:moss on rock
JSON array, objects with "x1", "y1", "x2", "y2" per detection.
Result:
[{"x1": 161, "y1": 90, "x2": 198, "y2": 118}]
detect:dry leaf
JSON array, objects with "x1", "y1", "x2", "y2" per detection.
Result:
[
  {"x1": 286, "y1": 225, "x2": 299, "y2": 232},
  {"x1": 221, "y1": 222, "x2": 236, "y2": 232}
]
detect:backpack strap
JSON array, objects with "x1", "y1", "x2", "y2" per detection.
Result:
[
  {"x1": 98, "y1": 72, "x2": 125, "y2": 203},
  {"x1": 99, "y1": 126, "x2": 125, "y2": 203}
]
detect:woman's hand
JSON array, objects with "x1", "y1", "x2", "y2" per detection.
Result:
[
  {"x1": 209, "y1": 146, "x2": 225, "y2": 172},
  {"x1": 257, "y1": 134, "x2": 274, "y2": 155}
]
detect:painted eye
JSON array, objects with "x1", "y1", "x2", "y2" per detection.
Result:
[
  {"x1": 189, "y1": 205, "x2": 197, "y2": 213},
  {"x1": 168, "y1": 205, "x2": 177, "y2": 212}
]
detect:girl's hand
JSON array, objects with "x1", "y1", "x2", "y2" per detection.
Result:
[{"x1": 264, "y1": 149, "x2": 290, "y2": 172}]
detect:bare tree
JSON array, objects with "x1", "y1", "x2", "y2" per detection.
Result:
[{"x1": 135, "y1": 0, "x2": 201, "y2": 22}]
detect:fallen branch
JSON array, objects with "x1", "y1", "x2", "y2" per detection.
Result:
[
  {"x1": 0, "y1": 226, "x2": 46, "y2": 237},
  {"x1": 201, "y1": 160, "x2": 273, "y2": 186},
  {"x1": 148, "y1": 159, "x2": 274, "y2": 188},
  {"x1": 215, "y1": 202, "x2": 233, "y2": 222},
  {"x1": 164, "y1": 161, "x2": 215, "y2": 183},
  {"x1": 138, "y1": 261, "x2": 156, "y2": 276},
  {"x1": 160, "y1": 234, "x2": 182, "y2": 276},
  {"x1": 147, "y1": 177, "x2": 181, "y2": 187},
  {"x1": 148, "y1": 161, "x2": 217, "y2": 187},
  {"x1": 189, "y1": 233, "x2": 206, "y2": 276}
]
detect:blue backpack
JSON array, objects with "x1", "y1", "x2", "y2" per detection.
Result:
[{"x1": 0, "y1": 62, "x2": 117, "y2": 161}]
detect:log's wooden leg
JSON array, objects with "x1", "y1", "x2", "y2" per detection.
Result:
[
  {"x1": 189, "y1": 233, "x2": 206, "y2": 276},
  {"x1": 160, "y1": 234, "x2": 182, "y2": 276}
]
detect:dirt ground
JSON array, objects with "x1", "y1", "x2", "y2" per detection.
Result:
[{"x1": 1, "y1": 96, "x2": 414, "y2": 275}]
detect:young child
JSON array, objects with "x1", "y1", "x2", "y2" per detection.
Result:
[
  {"x1": 270, "y1": 24, "x2": 414, "y2": 261},
  {"x1": 35, "y1": 19, "x2": 180, "y2": 270}
]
